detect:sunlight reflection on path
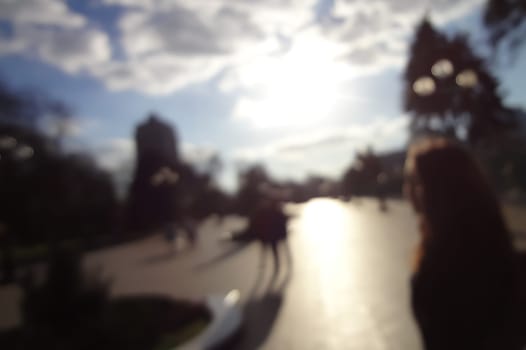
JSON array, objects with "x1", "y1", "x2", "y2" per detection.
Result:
[
  {"x1": 80, "y1": 198, "x2": 421, "y2": 349},
  {"x1": 277, "y1": 198, "x2": 422, "y2": 350}
]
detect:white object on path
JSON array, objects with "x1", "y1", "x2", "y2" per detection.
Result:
[{"x1": 177, "y1": 289, "x2": 242, "y2": 350}]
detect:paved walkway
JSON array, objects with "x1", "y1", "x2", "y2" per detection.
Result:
[
  {"x1": 93, "y1": 198, "x2": 423, "y2": 349},
  {"x1": 2, "y1": 198, "x2": 526, "y2": 349}
]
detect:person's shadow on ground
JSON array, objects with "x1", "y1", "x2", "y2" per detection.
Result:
[
  {"x1": 215, "y1": 292, "x2": 283, "y2": 350},
  {"x1": 236, "y1": 293, "x2": 283, "y2": 349},
  {"x1": 193, "y1": 241, "x2": 251, "y2": 271},
  {"x1": 223, "y1": 248, "x2": 292, "y2": 349},
  {"x1": 214, "y1": 244, "x2": 292, "y2": 350},
  {"x1": 250, "y1": 241, "x2": 293, "y2": 296}
]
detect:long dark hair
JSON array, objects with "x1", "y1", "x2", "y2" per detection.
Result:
[{"x1": 405, "y1": 138, "x2": 513, "y2": 271}]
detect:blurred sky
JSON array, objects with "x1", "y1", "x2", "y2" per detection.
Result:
[{"x1": 0, "y1": 0, "x2": 525, "y2": 191}]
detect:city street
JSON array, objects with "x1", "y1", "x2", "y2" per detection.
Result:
[
  {"x1": 94, "y1": 198, "x2": 423, "y2": 349},
  {"x1": 2, "y1": 198, "x2": 526, "y2": 349}
]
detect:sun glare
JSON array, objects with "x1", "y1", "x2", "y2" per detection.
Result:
[
  {"x1": 235, "y1": 36, "x2": 350, "y2": 128},
  {"x1": 300, "y1": 198, "x2": 350, "y2": 236}
]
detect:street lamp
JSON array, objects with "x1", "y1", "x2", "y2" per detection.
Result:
[
  {"x1": 14, "y1": 144, "x2": 34, "y2": 161},
  {"x1": 456, "y1": 69, "x2": 478, "y2": 88},
  {"x1": 0, "y1": 136, "x2": 17, "y2": 150},
  {"x1": 150, "y1": 166, "x2": 179, "y2": 187},
  {"x1": 413, "y1": 58, "x2": 479, "y2": 97},
  {"x1": 431, "y1": 58, "x2": 454, "y2": 78},
  {"x1": 0, "y1": 135, "x2": 35, "y2": 163}
]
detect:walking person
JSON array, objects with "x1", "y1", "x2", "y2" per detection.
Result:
[
  {"x1": 252, "y1": 195, "x2": 289, "y2": 273},
  {"x1": 150, "y1": 164, "x2": 179, "y2": 253}
]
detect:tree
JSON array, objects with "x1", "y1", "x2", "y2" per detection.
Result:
[
  {"x1": 233, "y1": 165, "x2": 273, "y2": 216},
  {"x1": 0, "y1": 84, "x2": 116, "y2": 254},
  {"x1": 484, "y1": 0, "x2": 526, "y2": 51},
  {"x1": 0, "y1": 81, "x2": 72, "y2": 139},
  {"x1": 0, "y1": 123, "x2": 117, "y2": 248},
  {"x1": 404, "y1": 18, "x2": 516, "y2": 145},
  {"x1": 341, "y1": 148, "x2": 383, "y2": 197}
]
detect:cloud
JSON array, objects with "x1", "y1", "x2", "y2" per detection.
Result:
[
  {"x1": 277, "y1": 115, "x2": 409, "y2": 155},
  {"x1": 0, "y1": 0, "x2": 485, "y2": 96},
  {"x1": 104, "y1": 0, "x2": 317, "y2": 36},
  {"x1": 90, "y1": 0, "x2": 317, "y2": 94},
  {"x1": 0, "y1": 1, "x2": 111, "y2": 73},
  {"x1": 218, "y1": 0, "x2": 483, "y2": 127},
  {"x1": 89, "y1": 54, "x2": 225, "y2": 94},
  {"x1": 118, "y1": 8, "x2": 224, "y2": 58},
  {"x1": 117, "y1": 4, "x2": 262, "y2": 58},
  {"x1": 231, "y1": 115, "x2": 410, "y2": 180},
  {"x1": 276, "y1": 133, "x2": 354, "y2": 155},
  {"x1": 327, "y1": 0, "x2": 485, "y2": 69},
  {"x1": 10, "y1": 26, "x2": 111, "y2": 73},
  {"x1": 43, "y1": 116, "x2": 100, "y2": 138},
  {"x1": 90, "y1": 137, "x2": 136, "y2": 198},
  {"x1": 181, "y1": 142, "x2": 218, "y2": 167},
  {"x1": 0, "y1": 0, "x2": 86, "y2": 28},
  {"x1": 108, "y1": 0, "x2": 324, "y2": 94},
  {"x1": 96, "y1": 138, "x2": 135, "y2": 171}
]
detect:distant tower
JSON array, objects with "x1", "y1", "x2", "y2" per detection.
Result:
[
  {"x1": 135, "y1": 113, "x2": 179, "y2": 166},
  {"x1": 127, "y1": 113, "x2": 180, "y2": 232}
]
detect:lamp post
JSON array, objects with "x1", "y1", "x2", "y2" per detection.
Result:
[
  {"x1": 413, "y1": 58, "x2": 479, "y2": 97},
  {"x1": 411, "y1": 58, "x2": 479, "y2": 139}
]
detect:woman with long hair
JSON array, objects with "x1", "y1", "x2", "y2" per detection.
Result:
[{"x1": 404, "y1": 138, "x2": 520, "y2": 349}]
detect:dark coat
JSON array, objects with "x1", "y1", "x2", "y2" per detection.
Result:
[
  {"x1": 251, "y1": 205, "x2": 288, "y2": 244},
  {"x1": 411, "y1": 233, "x2": 518, "y2": 350}
]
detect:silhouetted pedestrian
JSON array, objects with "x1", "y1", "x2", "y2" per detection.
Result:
[
  {"x1": 404, "y1": 138, "x2": 521, "y2": 350},
  {"x1": 149, "y1": 165, "x2": 179, "y2": 252},
  {"x1": 377, "y1": 172, "x2": 388, "y2": 212},
  {"x1": 252, "y1": 198, "x2": 289, "y2": 273},
  {"x1": 181, "y1": 218, "x2": 198, "y2": 247}
]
